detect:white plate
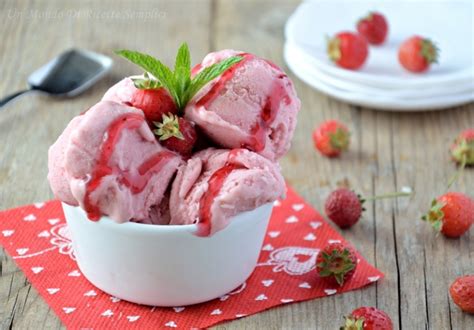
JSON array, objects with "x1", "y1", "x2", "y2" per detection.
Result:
[
  {"x1": 285, "y1": 0, "x2": 474, "y2": 89},
  {"x1": 285, "y1": 44, "x2": 474, "y2": 110},
  {"x1": 286, "y1": 43, "x2": 474, "y2": 99}
]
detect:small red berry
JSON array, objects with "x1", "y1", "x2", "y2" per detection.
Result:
[
  {"x1": 316, "y1": 242, "x2": 357, "y2": 286},
  {"x1": 357, "y1": 12, "x2": 389, "y2": 45},
  {"x1": 451, "y1": 129, "x2": 474, "y2": 166},
  {"x1": 342, "y1": 306, "x2": 393, "y2": 330},
  {"x1": 313, "y1": 120, "x2": 350, "y2": 157},
  {"x1": 398, "y1": 35, "x2": 438, "y2": 73},
  {"x1": 422, "y1": 192, "x2": 474, "y2": 238},
  {"x1": 154, "y1": 114, "x2": 197, "y2": 156},
  {"x1": 327, "y1": 32, "x2": 369, "y2": 70},
  {"x1": 450, "y1": 275, "x2": 474, "y2": 314},
  {"x1": 325, "y1": 188, "x2": 363, "y2": 228}
]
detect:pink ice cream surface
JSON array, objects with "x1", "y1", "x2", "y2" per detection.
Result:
[
  {"x1": 101, "y1": 76, "x2": 138, "y2": 105},
  {"x1": 169, "y1": 148, "x2": 285, "y2": 235},
  {"x1": 185, "y1": 50, "x2": 300, "y2": 161},
  {"x1": 48, "y1": 100, "x2": 182, "y2": 223}
]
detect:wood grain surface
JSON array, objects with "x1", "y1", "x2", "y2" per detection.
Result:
[{"x1": 0, "y1": 0, "x2": 473, "y2": 329}]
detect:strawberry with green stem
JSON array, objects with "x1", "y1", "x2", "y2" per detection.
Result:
[
  {"x1": 115, "y1": 43, "x2": 242, "y2": 154},
  {"x1": 316, "y1": 242, "x2": 357, "y2": 286},
  {"x1": 313, "y1": 120, "x2": 350, "y2": 157}
]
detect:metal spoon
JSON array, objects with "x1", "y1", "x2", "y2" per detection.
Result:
[{"x1": 0, "y1": 49, "x2": 113, "y2": 107}]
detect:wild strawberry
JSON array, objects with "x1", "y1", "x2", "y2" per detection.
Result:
[
  {"x1": 451, "y1": 129, "x2": 474, "y2": 166},
  {"x1": 327, "y1": 32, "x2": 369, "y2": 70},
  {"x1": 398, "y1": 36, "x2": 438, "y2": 73},
  {"x1": 154, "y1": 114, "x2": 197, "y2": 156},
  {"x1": 422, "y1": 192, "x2": 474, "y2": 238},
  {"x1": 357, "y1": 12, "x2": 389, "y2": 45},
  {"x1": 325, "y1": 188, "x2": 363, "y2": 228},
  {"x1": 341, "y1": 306, "x2": 393, "y2": 330},
  {"x1": 313, "y1": 120, "x2": 350, "y2": 157},
  {"x1": 128, "y1": 74, "x2": 178, "y2": 124},
  {"x1": 325, "y1": 188, "x2": 411, "y2": 229},
  {"x1": 450, "y1": 275, "x2": 474, "y2": 314},
  {"x1": 316, "y1": 242, "x2": 357, "y2": 286}
]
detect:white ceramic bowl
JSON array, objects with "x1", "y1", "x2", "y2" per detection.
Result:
[{"x1": 62, "y1": 202, "x2": 273, "y2": 306}]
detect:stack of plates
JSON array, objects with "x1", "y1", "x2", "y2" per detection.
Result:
[{"x1": 284, "y1": 0, "x2": 474, "y2": 111}]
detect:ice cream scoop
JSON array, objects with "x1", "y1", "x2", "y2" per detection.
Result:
[
  {"x1": 185, "y1": 50, "x2": 300, "y2": 161},
  {"x1": 169, "y1": 148, "x2": 285, "y2": 236},
  {"x1": 48, "y1": 100, "x2": 182, "y2": 223}
]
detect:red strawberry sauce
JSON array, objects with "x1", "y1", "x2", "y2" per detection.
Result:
[
  {"x1": 194, "y1": 53, "x2": 291, "y2": 153},
  {"x1": 83, "y1": 113, "x2": 174, "y2": 221},
  {"x1": 197, "y1": 150, "x2": 245, "y2": 236}
]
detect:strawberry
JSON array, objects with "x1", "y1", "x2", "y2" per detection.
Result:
[
  {"x1": 451, "y1": 129, "x2": 474, "y2": 166},
  {"x1": 450, "y1": 275, "x2": 474, "y2": 314},
  {"x1": 327, "y1": 32, "x2": 369, "y2": 70},
  {"x1": 325, "y1": 188, "x2": 411, "y2": 229},
  {"x1": 422, "y1": 192, "x2": 474, "y2": 238},
  {"x1": 398, "y1": 36, "x2": 438, "y2": 73},
  {"x1": 313, "y1": 120, "x2": 350, "y2": 157},
  {"x1": 357, "y1": 12, "x2": 389, "y2": 45},
  {"x1": 154, "y1": 114, "x2": 197, "y2": 156},
  {"x1": 128, "y1": 74, "x2": 178, "y2": 124},
  {"x1": 325, "y1": 188, "x2": 363, "y2": 228},
  {"x1": 316, "y1": 242, "x2": 357, "y2": 286},
  {"x1": 341, "y1": 306, "x2": 393, "y2": 330}
]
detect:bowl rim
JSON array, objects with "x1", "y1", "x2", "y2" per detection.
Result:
[{"x1": 62, "y1": 202, "x2": 273, "y2": 235}]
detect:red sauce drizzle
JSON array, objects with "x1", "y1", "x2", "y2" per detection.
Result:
[
  {"x1": 191, "y1": 63, "x2": 202, "y2": 76},
  {"x1": 195, "y1": 53, "x2": 253, "y2": 108},
  {"x1": 83, "y1": 113, "x2": 173, "y2": 221},
  {"x1": 197, "y1": 161, "x2": 244, "y2": 236}
]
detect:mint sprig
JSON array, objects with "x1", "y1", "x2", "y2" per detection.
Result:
[{"x1": 115, "y1": 43, "x2": 243, "y2": 111}]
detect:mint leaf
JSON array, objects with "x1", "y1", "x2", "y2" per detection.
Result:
[
  {"x1": 115, "y1": 50, "x2": 179, "y2": 107},
  {"x1": 131, "y1": 72, "x2": 162, "y2": 90},
  {"x1": 173, "y1": 43, "x2": 192, "y2": 107},
  {"x1": 185, "y1": 56, "x2": 243, "y2": 105}
]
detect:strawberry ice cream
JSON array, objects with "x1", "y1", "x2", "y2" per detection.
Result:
[
  {"x1": 48, "y1": 100, "x2": 182, "y2": 223},
  {"x1": 169, "y1": 148, "x2": 285, "y2": 236},
  {"x1": 185, "y1": 50, "x2": 300, "y2": 161}
]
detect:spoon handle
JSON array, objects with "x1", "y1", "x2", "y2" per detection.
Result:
[{"x1": 0, "y1": 89, "x2": 32, "y2": 108}]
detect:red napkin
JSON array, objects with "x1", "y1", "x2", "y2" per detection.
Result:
[{"x1": 0, "y1": 186, "x2": 382, "y2": 329}]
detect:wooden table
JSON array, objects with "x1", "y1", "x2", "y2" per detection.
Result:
[{"x1": 1, "y1": 0, "x2": 473, "y2": 329}]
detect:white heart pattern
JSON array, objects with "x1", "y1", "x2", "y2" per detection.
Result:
[
  {"x1": 236, "y1": 314, "x2": 247, "y2": 318},
  {"x1": 47, "y1": 288, "x2": 60, "y2": 295},
  {"x1": 255, "y1": 293, "x2": 268, "y2": 301},
  {"x1": 281, "y1": 298, "x2": 294, "y2": 303},
  {"x1": 292, "y1": 203, "x2": 304, "y2": 211},
  {"x1": 304, "y1": 233, "x2": 316, "y2": 241},
  {"x1": 299, "y1": 282, "x2": 312, "y2": 289},
  {"x1": 328, "y1": 239, "x2": 341, "y2": 244},
  {"x1": 268, "y1": 231, "x2": 280, "y2": 238},
  {"x1": 165, "y1": 321, "x2": 177, "y2": 328},
  {"x1": 173, "y1": 307, "x2": 185, "y2": 313},
  {"x1": 310, "y1": 221, "x2": 322, "y2": 229},
  {"x1": 285, "y1": 215, "x2": 299, "y2": 223},
  {"x1": 368, "y1": 276, "x2": 380, "y2": 282},
  {"x1": 2, "y1": 230, "x2": 14, "y2": 237},
  {"x1": 261, "y1": 279, "x2": 274, "y2": 287},
  {"x1": 273, "y1": 200, "x2": 281, "y2": 207},
  {"x1": 31, "y1": 266, "x2": 44, "y2": 274},
  {"x1": 84, "y1": 290, "x2": 97, "y2": 297},
  {"x1": 48, "y1": 218, "x2": 60, "y2": 225},
  {"x1": 101, "y1": 309, "x2": 114, "y2": 317},
  {"x1": 210, "y1": 309, "x2": 222, "y2": 315},
  {"x1": 262, "y1": 244, "x2": 274, "y2": 251},
  {"x1": 127, "y1": 315, "x2": 140, "y2": 322},
  {"x1": 37, "y1": 230, "x2": 50, "y2": 238},
  {"x1": 324, "y1": 289, "x2": 337, "y2": 295},
  {"x1": 63, "y1": 307, "x2": 76, "y2": 314},
  {"x1": 110, "y1": 297, "x2": 121, "y2": 303},
  {"x1": 34, "y1": 202, "x2": 45, "y2": 208},
  {"x1": 16, "y1": 248, "x2": 29, "y2": 255},
  {"x1": 260, "y1": 246, "x2": 319, "y2": 275},
  {"x1": 23, "y1": 214, "x2": 36, "y2": 221},
  {"x1": 219, "y1": 295, "x2": 229, "y2": 301},
  {"x1": 68, "y1": 270, "x2": 81, "y2": 277}
]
